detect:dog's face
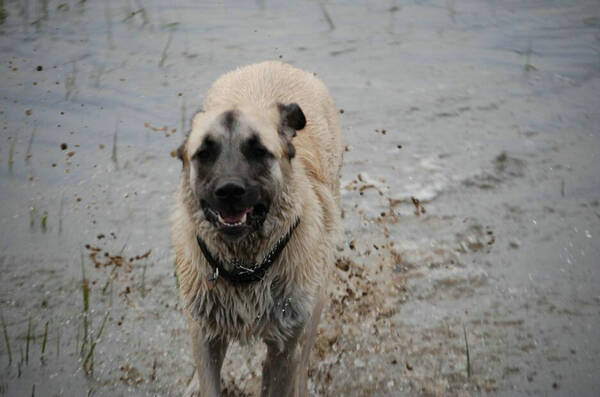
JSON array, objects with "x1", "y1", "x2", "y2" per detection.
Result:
[{"x1": 177, "y1": 103, "x2": 305, "y2": 241}]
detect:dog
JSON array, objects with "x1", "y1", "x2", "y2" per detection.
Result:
[{"x1": 171, "y1": 61, "x2": 342, "y2": 396}]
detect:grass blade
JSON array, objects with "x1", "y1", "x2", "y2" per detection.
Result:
[
  {"x1": 81, "y1": 250, "x2": 89, "y2": 356},
  {"x1": 463, "y1": 325, "x2": 471, "y2": 378},
  {"x1": 158, "y1": 31, "x2": 172, "y2": 68},
  {"x1": 25, "y1": 127, "x2": 35, "y2": 163},
  {"x1": 56, "y1": 327, "x2": 60, "y2": 359},
  {"x1": 40, "y1": 321, "x2": 48, "y2": 364},
  {"x1": 111, "y1": 120, "x2": 118, "y2": 168},
  {"x1": 18, "y1": 345, "x2": 23, "y2": 377},
  {"x1": 319, "y1": 3, "x2": 335, "y2": 30},
  {"x1": 25, "y1": 317, "x2": 31, "y2": 366},
  {"x1": 82, "y1": 311, "x2": 109, "y2": 375},
  {"x1": 1, "y1": 315, "x2": 11, "y2": 365}
]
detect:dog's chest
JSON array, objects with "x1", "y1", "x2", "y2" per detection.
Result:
[{"x1": 193, "y1": 278, "x2": 309, "y2": 343}]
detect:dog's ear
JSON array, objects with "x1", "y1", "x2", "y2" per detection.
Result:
[
  {"x1": 174, "y1": 138, "x2": 188, "y2": 165},
  {"x1": 277, "y1": 103, "x2": 305, "y2": 160},
  {"x1": 278, "y1": 103, "x2": 306, "y2": 138},
  {"x1": 176, "y1": 142, "x2": 186, "y2": 161}
]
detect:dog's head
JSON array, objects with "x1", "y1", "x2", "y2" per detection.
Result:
[{"x1": 176, "y1": 103, "x2": 305, "y2": 241}]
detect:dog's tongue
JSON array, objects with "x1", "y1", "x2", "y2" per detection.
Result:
[
  {"x1": 222, "y1": 213, "x2": 244, "y2": 224},
  {"x1": 221, "y1": 207, "x2": 252, "y2": 224}
]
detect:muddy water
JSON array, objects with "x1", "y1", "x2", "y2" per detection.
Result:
[{"x1": 1, "y1": 0, "x2": 599, "y2": 396}]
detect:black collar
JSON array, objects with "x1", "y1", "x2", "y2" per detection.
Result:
[{"x1": 196, "y1": 218, "x2": 300, "y2": 285}]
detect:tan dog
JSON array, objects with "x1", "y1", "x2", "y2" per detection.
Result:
[{"x1": 171, "y1": 61, "x2": 342, "y2": 396}]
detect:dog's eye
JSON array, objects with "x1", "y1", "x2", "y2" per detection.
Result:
[
  {"x1": 252, "y1": 146, "x2": 267, "y2": 157},
  {"x1": 193, "y1": 138, "x2": 219, "y2": 162},
  {"x1": 244, "y1": 135, "x2": 272, "y2": 160},
  {"x1": 247, "y1": 144, "x2": 272, "y2": 161},
  {"x1": 194, "y1": 149, "x2": 210, "y2": 161}
]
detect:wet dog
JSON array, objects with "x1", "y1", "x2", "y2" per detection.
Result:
[{"x1": 171, "y1": 61, "x2": 342, "y2": 396}]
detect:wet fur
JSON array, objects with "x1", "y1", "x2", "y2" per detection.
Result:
[{"x1": 171, "y1": 61, "x2": 342, "y2": 396}]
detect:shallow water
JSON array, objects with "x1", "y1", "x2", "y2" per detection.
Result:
[{"x1": 1, "y1": 0, "x2": 599, "y2": 396}]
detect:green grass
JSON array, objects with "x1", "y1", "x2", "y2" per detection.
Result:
[
  {"x1": 104, "y1": 1, "x2": 114, "y2": 48},
  {"x1": 25, "y1": 316, "x2": 32, "y2": 365},
  {"x1": 1, "y1": 314, "x2": 11, "y2": 365},
  {"x1": 29, "y1": 207, "x2": 37, "y2": 228},
  {"x1": 524, "y1": 38, "x2": 537, "y2": 72},
  {"x1": 8, "y1": 137, "x2": 16, "y2": 173},
  {"x1": 82, "y1": 311, "x2": 109, "y2": 376},
  {"x1": 75, "y1": 327, "x2": 80, "y2": 356},
  {"x1": 111, "y1": 121, "x2": 118, "y2": 167},
  {"x1": 162, "y1": 22, "x2": 180, "y2": 30},
  {"x1": 25, "y1": 128, "x2": 35, "y2": 163},
  {"x1": 65, "y1": 62, "x2": 77, "y2": 100},
  {"x1": 18, "y1": 345, "x2": 23, "y2": 377},
  {"x1": 40, "y1": 321, "x2": 48, "y2": 364},
  {"x1": 124, "y1": 8, "x2": 149, "y2": 26},
  {"x1": 101, "y1": 267, "x2": 116, "y2": 295},
  {"x1": 319, "y1": 3, "x2": 335, "y2": 30},
  {"x1": 463, "y1": 325, "x2": 471, "y2": 378},
  {"x1": 56, "y1": 327, "x2": 60, "y2": 359},
  {"x1": 81, "y1": 252, "x2": 90, "y2": 356},
  {"x1": 41, "y1": 0, "x2": 49, "y2": 20},
  {"x1": 151, "y1": 358, "x2": 157, "y2": 381},
  {"x1": 0, "y1": 0, "x2": 8, "y2": 25},
  {"x1": 159, "y1": 31, "x2": 172, "y2": 68}
]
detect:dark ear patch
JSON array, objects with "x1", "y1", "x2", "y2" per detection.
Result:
[
  {"x1": 277, "y1": 103, "x2": 304, "y2": 160},
  {"x1": 278, "y1": 103, "x2": 306, "y2": 132}
]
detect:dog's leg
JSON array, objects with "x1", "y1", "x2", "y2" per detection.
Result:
[
  {"x1": 261, "y1": 330, "x2": 302, "y2": 397},
  {"x1": 188, "y1": 318, "x2": 229, "y2": 397},
  {"x1": 261, "y1": 289, "x2": 326, "y2": 397},
  {"x1": 296, "y1": 291, "x2": 326, "y2": 397}
]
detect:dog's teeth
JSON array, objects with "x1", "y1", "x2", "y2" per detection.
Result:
[{"x1": 216, "y1": 212, "x2": 248, "y2": 227}]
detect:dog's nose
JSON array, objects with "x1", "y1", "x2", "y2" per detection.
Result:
[{"x1": 214, "y1": 180, "x2": 246, "y2": 201}]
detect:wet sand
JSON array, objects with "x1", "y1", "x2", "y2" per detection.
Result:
[{"x1": 1, "y1": 0, "x2": 599, "y2": 395}]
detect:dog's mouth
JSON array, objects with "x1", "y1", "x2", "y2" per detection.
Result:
[
  {"x1": 202, "y1": 201, "x2": 269, "y2": 238},
  {"x1": 217, "y1": 207, "x2": 253, "y2": 226}
]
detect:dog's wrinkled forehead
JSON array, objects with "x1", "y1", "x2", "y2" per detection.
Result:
[{"x1": 187, "y1": 107, "x2": 281, "y2": 157}]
